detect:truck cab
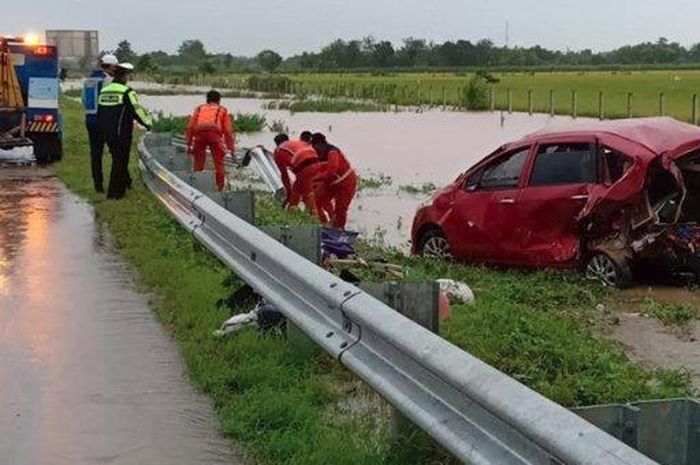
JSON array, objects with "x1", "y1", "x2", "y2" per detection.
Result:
[{"x1": 0, "y1": 35, "x2": 62, "y2": 164}]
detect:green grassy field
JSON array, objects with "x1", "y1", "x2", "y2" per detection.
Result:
[
  {"x1": 166, "y1": 70, "x2": 700, "y2": 121},
  {"x1": 287, "y1": 71, "x2": 700, "y2": 120},
  {"x1": 57, "y1": 97, "x2": 695, "y2": 465}
]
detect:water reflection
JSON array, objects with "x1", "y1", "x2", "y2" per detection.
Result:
[{"x1": 0, "y1": 169, "x2": 240, "y2": 465}]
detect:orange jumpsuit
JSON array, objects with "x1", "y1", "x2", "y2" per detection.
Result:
[
  {"x1": 273, "y1": 140, "x2": 326, "y2": 219},
  {"x1": 186, "y1": 103, "x2": 235, "y2": 191},
  {"x1": 315, "y1": 144, "x2": 357, "y2": 229}
]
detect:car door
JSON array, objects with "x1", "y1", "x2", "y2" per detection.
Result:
[
  {"x1": 441, "y1": 145, "x2": 531, "y2": 263},
  {"x1": 516, "y1": 138, "x2": 599, "y2": 266}
]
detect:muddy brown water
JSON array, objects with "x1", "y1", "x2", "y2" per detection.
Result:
[
  {"x1": 143, "y1": 95, "x2": 598, "y2": 248},
  {"x1": 0, "y1": 168, "x2": 241, "y2": 464}
]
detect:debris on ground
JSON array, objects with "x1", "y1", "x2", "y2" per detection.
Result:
[{"x1": 437, "y1": 278, "x2": 476, "y2": 304}]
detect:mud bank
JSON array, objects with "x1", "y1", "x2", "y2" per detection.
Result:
[{"x1": 0, "y1": 168, "x2": 240, "y2": 465}]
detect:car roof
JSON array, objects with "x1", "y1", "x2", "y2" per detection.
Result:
[{"x1": 516, "y1": 117, "x2": 700, "y2": 156}]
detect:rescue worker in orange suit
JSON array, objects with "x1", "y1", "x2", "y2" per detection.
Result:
[
  {"x1": 311, "y1": 133, "x2": 357, "y2": 229},
  {"x1": 186, "y1": 90, "x2": 235, "y2": 191},
  {"x1": 272, "y1": 133, "x2": 327, "y2": 220}
]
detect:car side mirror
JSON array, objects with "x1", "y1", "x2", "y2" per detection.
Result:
[{"x1": 465, "y1": 184, "x2": 478, "y2": 192}]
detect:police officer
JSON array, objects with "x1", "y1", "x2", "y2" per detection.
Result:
[
  {"x1": 83, "y1": 53, "x2": 117, "y2": 193},
  {"x1": 97, "y1": 62, "x2": 152, "y2": 200}
]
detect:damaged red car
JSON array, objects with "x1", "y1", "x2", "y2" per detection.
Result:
[{"x1": 412, "y1": 117, "x2": 700, "y2": 287}]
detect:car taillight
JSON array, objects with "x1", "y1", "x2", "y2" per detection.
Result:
[
  {"x1": 33, "y1": 46, "x2": 53, "y2": 56},
  {"x1": 34, "y1": 114, "x2": 55, "y2": 123}
]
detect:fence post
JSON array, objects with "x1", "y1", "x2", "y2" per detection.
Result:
[
  {"x1": 548, "y1": 90, "x2": 555, "y2": 117},
  {"x1": 506, "y1": 88, "x2": 512, "y2": 114},
  {"x1": 627, "y1": 92, "x2": 633, "y2": 118},
  {"x1": 659, "y1": 92, "x2": 665, "y2": 116},
  {"x1": 527, "y1": 90, "x2": 533, "y2": 115},
  {"x1": 598, "y1": 91, "x2": 605, "y2": 120},
  {"x1": 429, "y1": 85, "x2": 434, "y2": 106},
  {"x1": 693, "y1": 94, "x2": 698, "y2": 125},
  {"x1": 571, "y1": 90, "x2": 578, "y2": 119},
  {"x1": 489, "y1": 88, "x2": 495, "y2": 112},
  {"x1": 361, "y1": 281, "x2": 440, "y2": 463}
]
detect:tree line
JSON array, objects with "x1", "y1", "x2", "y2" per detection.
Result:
[{"x1": 109, "y1": 36, "x2": 700, "y2": 74}]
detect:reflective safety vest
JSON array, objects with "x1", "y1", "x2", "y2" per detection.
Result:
[
  {"x1": 281, "y1": 140, "x2": 319, "y2": 175},
  {"x1": 83, "y1": 68, "x2": 111, "y2": 119},
  {"x1": 98, "y1": 82, "x2": 152, "y2": 140},
  {"x1": 190, "y1": 103, "x2": 228, "y2": 132},
  {"x1": 186, "y1": 103, "x2": 235, "y2": 150}
]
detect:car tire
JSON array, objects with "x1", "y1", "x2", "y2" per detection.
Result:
[
  {"x1": 418, "y1": 228, "x2": 452, "y2": 259},
  {"x1": 584, "y1": 252, "x2": 632, "y2": 288},
  {"x1": 31, "y1": 133, "x2": 63, "y2": 164}
]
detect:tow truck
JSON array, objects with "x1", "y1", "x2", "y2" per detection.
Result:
[{"x1": 0, "y1": 34, "x2": 62, "y2": 164}]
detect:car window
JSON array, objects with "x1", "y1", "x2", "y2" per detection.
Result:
[
  {"x1": 464, "y1": 167, "x2": 484, "y2": 190},
  {"x1": 602, "y1": 146, "x2": 632, "y2": 183},
  {"x1": 478, "y1": 148, "x2": 529, "y2": 190},
  {"x1": 530, "y1": 143, "x2": 597, "y2": 186}
]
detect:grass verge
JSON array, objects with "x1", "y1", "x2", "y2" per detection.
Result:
[{"x1": 57, "y1": 97, "x2": 405, "y2": 465}]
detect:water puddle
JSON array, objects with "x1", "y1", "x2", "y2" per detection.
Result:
[{"x1": 0, "y1": 168, "x2": 240, "y2": 464}]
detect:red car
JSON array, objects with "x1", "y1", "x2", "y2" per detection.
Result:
[{"x1": 412, "y1": 118, "x2": 700, "y2": 287}]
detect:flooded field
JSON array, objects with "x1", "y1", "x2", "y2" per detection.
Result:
[
  {"x1": 143, "y1": 95, "x2": 595, "y2": 248},
  {"x1": 0, "y1": 169, "x2": 240, "y2": 464}
]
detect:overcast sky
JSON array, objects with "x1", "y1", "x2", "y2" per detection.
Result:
[{"x1": 4, "y1": 0, "x2": 700, "y2": 56}]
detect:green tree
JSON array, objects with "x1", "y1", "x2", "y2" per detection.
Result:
[
  {"x1": 178, "y1": 40, "x2": 207, "y2": 63},
  {"x1": 137, "y1": 54, "x2": 157, "y2": 73},
  {"x1": 198, "y1": 61, "x2": 216, "y2": 74},
  {"x1": 257, "y1": 49, "x2": 283, "y2": 72},
  {"x1": 114, "y1": 40, "x2": 136, "y2": 63}
]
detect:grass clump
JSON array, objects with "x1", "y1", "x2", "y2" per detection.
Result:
[
  {"x1": 264, "y1": 98, "x2": 389, "y2": 113},
  {"x1": 399, "y1": 182, "x2": 437, "y2": 195},
  {"x1": 643, "y1": 298, "x2": 700, "y2": 327},
  {"x1": 358, "y1": 174, "x2": 393, "y2": 190},
  {"x1": 357, "y1": 251, "x2": 696, "y2": 407},
  {"x1": 151, "y1": 112, "x2": 266, "y2": 134}
]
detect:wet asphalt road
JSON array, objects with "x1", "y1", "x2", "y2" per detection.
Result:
[{"x1": 0, "y1": 169, "x2": 241, "y2": 465}]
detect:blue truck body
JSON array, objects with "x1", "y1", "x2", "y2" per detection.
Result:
[{"x1": 0, "y1": 39, "x2": 63, "y2": 162}]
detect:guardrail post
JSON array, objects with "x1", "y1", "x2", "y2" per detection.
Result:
[
  {"x1": 572, "y1": 90, "x2": 578, "y2": 119},
  {"x1": 659, "y1": 92, "x2": 665, "y2": 116},
  {"x1": 263, "y1": 225, "x2": 322, "y2": 359},
  {"x1": 599, "y1": 91, "x2": 605, "y2": 120},
  {"x1": 489, "y1": 88, "x2": 495, "y2": 112},
  {"x1": 627, "y1": 92, "x2": 633, "y2": 118},
  {"x1": 360, "y1": 281, "x2": 440, "y2": 463},
  {"x1": 507, "y1": 88, "x2": 512, "y2": 114},
  {"x1": 692, "y1": 94, "x2": 698, "y2": 125},
  {"x1": 527, "y1": 89, "x2": 533, "y2": 115}
]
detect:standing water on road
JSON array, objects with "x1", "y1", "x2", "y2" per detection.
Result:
[
  {"x1": 0, "y1": 169, "x2": 240, "y2": 465},
  {"x1": 144, "y1": 95, "x2": 595, "y2": 248}
]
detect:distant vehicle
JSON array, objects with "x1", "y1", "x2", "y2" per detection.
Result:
[
  {"x1": 0, "y1": 35, "x2": 62, "y2": 164},
  {"x1": 411, "y1": 118, "x2": 700, "y2": 287}
]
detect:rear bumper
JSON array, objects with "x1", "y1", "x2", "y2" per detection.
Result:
[{"x1": 26, "y1": 121, "x2": 60, "y2": 133}]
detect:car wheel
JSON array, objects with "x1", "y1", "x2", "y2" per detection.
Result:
[
  {"x1": 419, "y1": 229, "x2": 452, "y2": 259},
  {"x1": 584, "y1": 252, "x2": 632, "y2": 288}
]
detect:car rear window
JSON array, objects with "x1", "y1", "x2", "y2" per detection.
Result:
[{"x1": 530, "y1": 143, "x2": 597, "y2": 186}]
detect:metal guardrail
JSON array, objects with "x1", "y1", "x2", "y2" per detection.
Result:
[{"x1": 138, "y1": 133, "x2": 660, "y2": 465}]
